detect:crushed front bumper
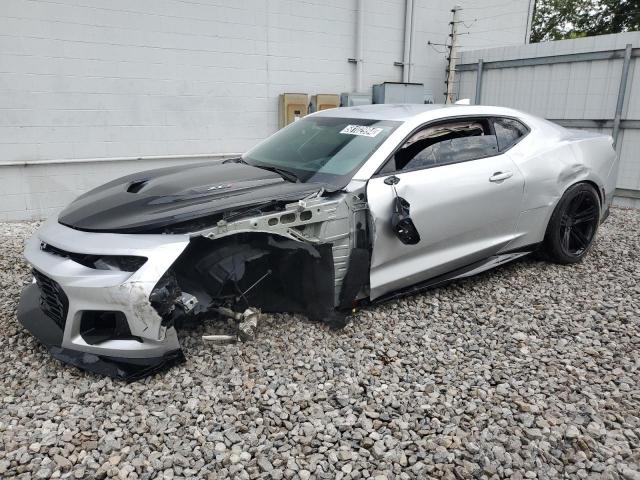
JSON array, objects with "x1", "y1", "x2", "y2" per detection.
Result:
[{"x1": 17, "y1": 219, "x2": 190, "y2": 381}]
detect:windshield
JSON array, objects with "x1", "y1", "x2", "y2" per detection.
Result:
[{"x1": 243, "y1": 116, "x2": 400, "y2": 188}]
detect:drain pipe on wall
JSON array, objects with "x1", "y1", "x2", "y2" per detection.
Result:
[
  {"x1": 402, "y1": 0, "x2": 414, "y2": 83},
  {"x1": 355, "y1": 0, "x2": 365, "y2": 92}
]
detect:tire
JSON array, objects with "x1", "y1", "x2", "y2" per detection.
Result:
[{"x1": 542, "y1": 183, "x2": 601, "y2": 264}]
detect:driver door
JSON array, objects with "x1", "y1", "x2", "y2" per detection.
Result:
[{"x1": 366, "y1": 117, "x2": 525, "y2": 299}]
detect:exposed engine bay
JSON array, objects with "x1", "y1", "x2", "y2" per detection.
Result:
[{"x1": 152, "y1": 189, "x2": 371, "y2": 333}]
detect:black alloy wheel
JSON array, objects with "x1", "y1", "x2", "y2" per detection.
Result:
[{"x1": 543, "y1": 183, "x2": 601, "y2": 264}]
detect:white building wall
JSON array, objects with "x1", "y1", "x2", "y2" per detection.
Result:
[{"x1": 0, "y1": 0, "x2": 530, "y2": 220}]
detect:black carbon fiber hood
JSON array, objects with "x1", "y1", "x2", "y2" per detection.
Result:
[{"x1": 58, "y1": 160, "x2": 322, "y2": 233}]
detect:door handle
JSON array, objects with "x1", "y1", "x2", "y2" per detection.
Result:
[{"x1": 489, "y1": 171, "x2": 513, "y2": 182}]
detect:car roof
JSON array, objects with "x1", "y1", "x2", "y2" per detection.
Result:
[
  {"x1": 311, "y1": 103, "x2": 529, "y2": 123},
  {"x1": 312, "y1": 103, "x2": 453, "y2": 121}
]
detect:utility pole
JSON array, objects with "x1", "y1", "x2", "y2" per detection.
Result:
[{"x1": 445, "y1": 6, "x2": 460, "y2": 104}]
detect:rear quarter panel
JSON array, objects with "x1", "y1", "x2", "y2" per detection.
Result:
[{"x1": 506, "y1": 119, "x2": 616, "y2": 248}]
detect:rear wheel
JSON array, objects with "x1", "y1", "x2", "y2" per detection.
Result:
[{"x1": 543, "y1": 183, "x2": 600, "y2": 264}]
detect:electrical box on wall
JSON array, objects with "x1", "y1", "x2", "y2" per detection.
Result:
[
  {"x1": 309, "y1": 94, "x2": 340, "y2": 113},
  {"x1": 340, "y1": 92, "x2": 372, "y2": 107},
  {"x1": 279, "y1": 93, "x2": 308, "y2": 128},
  {"x1": 372, "y1": 82, "x2": 425, "y2": 104}
]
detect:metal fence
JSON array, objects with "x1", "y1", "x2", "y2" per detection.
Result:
[{"x1": 456, "y1": 32, "x2": 640, "y2": 207}]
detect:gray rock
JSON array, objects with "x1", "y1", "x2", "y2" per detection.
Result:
[
  {"x1": 53, "y1": 454, "x2": 72, "y2": 470},
  {"x1": 566, "y1": 425, "x2": 580, "y2": 439},
  {"x1": 621, "y1": 467, "x2": 640, "y2": 480},
  {"x1": 0, "y1": 210, "x2": 639, "y2": 478},
  {"x1": 513, "y1": 332, "x2": 528, "y2": 342},
  {"x1": 257, "y1": 456, "x2": 273, "y2": 472},
  {"x1": 298, "y1": 470, "x2": 311, "y2": 480}
]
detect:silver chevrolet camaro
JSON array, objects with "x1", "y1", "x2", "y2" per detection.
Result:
[{"x1": 18, "y1": 104, "x2": 618, "y2": 380}]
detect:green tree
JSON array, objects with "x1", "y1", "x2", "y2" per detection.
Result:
[{"x1": 531, "y1": 0, "x2": 640, "y2": 43}]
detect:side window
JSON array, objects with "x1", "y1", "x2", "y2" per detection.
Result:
[
  {"x1": 392, "y1": 119, "x2": 499, "y2": 172},
  {"x1": 493, "y1": 117, "x2": 528, "y2": 151}
]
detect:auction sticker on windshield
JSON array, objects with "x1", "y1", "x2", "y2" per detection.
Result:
[{"x1": 340, "y1": 125, "x2": 384, "y2": 137}]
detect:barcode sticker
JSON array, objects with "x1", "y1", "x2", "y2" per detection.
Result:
[{"x1": 340, "y1": 125, "x2": 383, "y2": 137}]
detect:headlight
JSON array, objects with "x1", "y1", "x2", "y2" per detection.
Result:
[
  {"x1": 86, "y1": 256, "x2": 147, "y2": 272},
  {"x1": 40, "y1": 242, "x2": 147, "y2": 272}
]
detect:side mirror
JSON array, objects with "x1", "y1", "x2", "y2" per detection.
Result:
[
  {"x1": 383, "y1": 175, "x2": 420, "y2": 245},
  {"x1": 391, "y1": 196, "x2": 421, "y2": 245}
]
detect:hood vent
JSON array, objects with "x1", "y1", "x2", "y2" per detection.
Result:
[{"x1": 127, "y1": 179, "x2": 149, "y2": 193}]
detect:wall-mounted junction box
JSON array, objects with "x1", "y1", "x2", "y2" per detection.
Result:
[
  {"x1": 309, "y1": 94, "x2": 340, "y2": 113},
  {"x1": 279, "y1": 93, "x2": 308, "y2": 128},
  {"x1": 340, "y1": 92, "x2": 372, "y2": 107},
  {"x1": 372, "y1": 82, "x2": 425, "y2": 104}
]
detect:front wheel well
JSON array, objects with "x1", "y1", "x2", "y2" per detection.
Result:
[{"x1": 166, "y1": 233, "x2": 339, "y2": 323}]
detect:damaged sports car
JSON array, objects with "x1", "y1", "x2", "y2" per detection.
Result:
[{"x1": 18, "y1": 104, "x2": 618, "y2": 380}]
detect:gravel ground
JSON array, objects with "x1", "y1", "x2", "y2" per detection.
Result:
[{"x1": 0, "y1": 209, "x2": 639, "y2": 480}]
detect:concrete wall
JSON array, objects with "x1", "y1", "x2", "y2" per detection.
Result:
[
  {"x1": 0, "y1": 0, "x2": 531, "y2": 220},
  {"x1": 457, "y1": 32, "x2": 640, "y2": 206}
]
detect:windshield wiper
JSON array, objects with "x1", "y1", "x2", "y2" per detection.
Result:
[{"x1": 253, "y1": 165, "x2": 299, "y2": 183}]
